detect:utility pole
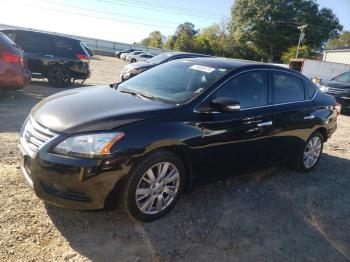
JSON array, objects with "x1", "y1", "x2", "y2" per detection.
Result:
[{"x1": 296, "y1": 24, "x2": 307, "y2": 59}]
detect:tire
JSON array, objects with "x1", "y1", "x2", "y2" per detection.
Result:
[
  {"x1": 47, "y1": 66, "x2": 71, "y2": 88},
  {"x1": 119, "y1": 150, "x2": 185, "y2": 221},
  {"x1": 292, "y1": 131, "x2": 324, "y2": 172},
  {"x1": 131, "y1": 59, "x2": 136, "y2": 63}
]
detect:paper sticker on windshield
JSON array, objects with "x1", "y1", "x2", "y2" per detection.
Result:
[{"x1": 190, "y1": 64, "x2": 215, "y2": 73}]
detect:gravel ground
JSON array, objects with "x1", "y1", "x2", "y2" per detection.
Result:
[{"x1": 1, "y1": 55, "x2": 350, "y2": 262}]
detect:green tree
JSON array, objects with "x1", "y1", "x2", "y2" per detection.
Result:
[
  {"x1": 173, "y1": 22, "x2": 198, "y2": 52},
  {"x1": 163, "y1": 35, "x2": 177, "y2": 50},
  {"x1": 192, "y1": 34, "x2": 213, "y2": 54},
  {"x1": 139, "y1": 31, "x2": 165, "y2": 48},
  {"x1": 281, "y1": 45, "x2": 311, "y2": 63},
  {"x1": 326, "y1": 31, "x2": 350, "y2": 49},
  {"x1": 230, "y1": 0, "x2": 343, "y2": 62}
]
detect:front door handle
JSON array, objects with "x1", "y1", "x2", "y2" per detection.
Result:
[
  {"x1": 257, "y1": 121, "x2": 273, "y2": 127},
  {"x1": 304, "y1": 115, "x2": 315, "y2": 120},
  {"x1": 44, "y1": 54, "x2": 54, "y2": 58}
]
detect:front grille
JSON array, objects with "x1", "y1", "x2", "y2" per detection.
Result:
[
  {"x1": 326, "y1": 87, "x2": 349, "y2": 95},
  {"x1": 20, "y1": 116, "x2": 57, "y2": 158}
]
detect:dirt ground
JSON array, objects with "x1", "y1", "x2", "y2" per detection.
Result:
[{"x1": 0, "y1": 55, "x2": 350, "y2": 262}]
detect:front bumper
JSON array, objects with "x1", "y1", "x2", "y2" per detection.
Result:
[{"x1": 18, "y1": 137, "x2": 129, "y2": 210}]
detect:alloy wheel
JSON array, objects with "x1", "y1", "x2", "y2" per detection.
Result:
[
  {"x1": 135, "y1": 162, "x2": 180, "y2": 215},
  {"x1": 303, "y1": 136, "x2": 322, "y2": 169}
]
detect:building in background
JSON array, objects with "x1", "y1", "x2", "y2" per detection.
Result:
[{"x1": 323, "y1": 47, "x2": 350, "y2": 65}]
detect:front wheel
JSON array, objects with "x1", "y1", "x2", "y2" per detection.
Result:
[
  {"x1": 293, "y1": 132, "x2": 324, "y2": 172},
  {"x1": 119, "y1": 150, "x2": 185, "y2": 221}
]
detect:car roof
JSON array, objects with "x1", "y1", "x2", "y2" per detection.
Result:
[
  {"x1": 178, "y1": 57, "x2": 300, "y2": 73},
  {"x1": 1, "y1": 29, "x2": 81, "y2": 43},
  {"x1": 163, "y1": 51, "x2": 210, "y2": 57}
]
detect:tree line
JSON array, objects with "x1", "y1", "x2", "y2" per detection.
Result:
[{"x1": 139, "y1": 0, "x2": 346, "y2": 63}]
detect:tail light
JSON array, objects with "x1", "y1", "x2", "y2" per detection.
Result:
[
  {"x1": 1, "y1": 52, "x2": 23, "y2": 63},
  {"x1": 76, "y1": 54, "x2": 90, "y2": 63},
  {"x1": 334, "y1": 102, "x2": 341, "y2": 117}
]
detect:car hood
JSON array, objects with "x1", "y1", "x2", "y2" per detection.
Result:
[
  {"x1": 321, "y1": 80, "x2": 350, "y2": 89},
  {"x1": 125, "y1": 62, "x2": 154, "y2": 70},
  {"x1": 31, "y1": 85, "x2": 176, "y2": 133}
]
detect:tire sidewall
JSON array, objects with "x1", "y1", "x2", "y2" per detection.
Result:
[
  {"x1": 126, "y1": 151, "x2": 185, "y2": 221},
  {"x1": 299, "y1": 132, "x2": 324, "y2": 172}
]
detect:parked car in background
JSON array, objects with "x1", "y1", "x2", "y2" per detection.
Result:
[
  {"x1": 0, "y1": 32, "x2": 31, "y2": 90},
  {"x1": 124, "y1": 51, "x2": 144, "y2": 61},
  {"x1": 120, "y1": 50, "x2": 141, "y2": 60},
  {"x1": 115, "y1": 48, "x2": 138, "y2": 58},
  {"x1": 120, "y1": 51, "x2": 210, "y2": 81},
  {"x1": 1, "y1": 29, "x2": 91, "y2": 87},
  {"x1": 18, "y1": 58, "x2": 339, "y2": 221},
  {"x1": 319, "y1": 71, "x2": 350, "y2": 113},
  {"x1": 126, "y1": 53, "x2": 153, "y2": 63}
]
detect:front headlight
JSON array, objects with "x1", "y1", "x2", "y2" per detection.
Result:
[
  {"x1": 319, "y1": 85, "x2": 329, "y2": 92},
  {"x1": 53, "y1": 132, "x2": 124, "y2": 158}
]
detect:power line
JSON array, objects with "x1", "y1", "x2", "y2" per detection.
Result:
[
  {"x1": 35, "y1": 0, "x2": 181, "y2": 26},
  {"x1": 111, "y1": 0, "x2": 225, "y2": 16},
  {"x1": 97, "y1": 0, "x2": 225, "y2": 20},
  {"x1": 23, "y1": 3, "x2": 178, "y2": 30}
]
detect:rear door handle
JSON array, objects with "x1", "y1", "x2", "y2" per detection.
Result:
[
  {"x1": 304, "y1": 115, "x2": 315, "y2": 120},
  {"x1": 257, "y1": 121, "x2": 273, "y2": 127}
]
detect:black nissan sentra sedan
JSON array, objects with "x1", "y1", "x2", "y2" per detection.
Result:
[{"x1": 18, "y1": 58, "x2": 339, "y2": 221}]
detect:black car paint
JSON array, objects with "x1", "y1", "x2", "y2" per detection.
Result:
[
  {"x1": 1, "y1": 29, "x2": 90, "y2": 81},
  {"x1": 18, "y1": 59, "x2": 338, "y2": 210},
  {"x1": 321, "y1": 78, "x2": 350, "y2": 110}
]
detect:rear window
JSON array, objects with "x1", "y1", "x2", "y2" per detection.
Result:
[
  {"x1": 0, "y1": 32, "x2": 19, "y2": 52},
  {"x1": 273, "y1": 72, "x2": 305, "y2": 103},
  {"x1": 0, "y1": 33, "x2": 16, "y2": 47},
  {"x1": 303, "y1": 80, "x2": 317, "y2": 99}
]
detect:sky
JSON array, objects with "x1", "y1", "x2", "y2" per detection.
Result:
[{"x1": 1, "y1": 0, "x2": 350, "y2": 44}]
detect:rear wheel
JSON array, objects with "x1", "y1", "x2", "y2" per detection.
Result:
[
  {"x1": 47, "y1": 66, "x2": 71, "y2": 88},
  {"x1": 130, "y1": 58, "x2": 136, "y2": 63},
  {"x1": 293, "y1": 132, "x2": 323, "y2": 172},
  {"x1": 119, "y1": 150, "x2": 184, "y2": 221}
]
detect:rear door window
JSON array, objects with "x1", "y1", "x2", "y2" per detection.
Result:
[
  {"x1": 272, "y1": 72, "x2": 305, "y2": 104},
  {"x1": 213, "y1": 71, "x2": 269, "y2": 109},
  {"x1": 16, "y1": 32, "x2": 52, "y2": 53}
]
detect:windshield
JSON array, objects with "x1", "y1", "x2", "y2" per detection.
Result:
[
  {"x1": 332, "y1": 72, "x2": 350, "y2": 83},
  {"x1": 147, "y1": 53, "x2": 174, "y2": 64},
  {"x1": 118, "y1": 60, "x2": 230, "y2": 104}
]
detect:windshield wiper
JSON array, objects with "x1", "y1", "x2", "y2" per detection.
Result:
[{"x1": 119, "y1": 89, "x2": 156, "y2": 101}]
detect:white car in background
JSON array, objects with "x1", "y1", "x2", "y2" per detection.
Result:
[
  {"x1": 127, "y1": 53, "x2": 153, "y2": 63},
  {"x1": 124, "y1": 51, "x2": 144, "y2": 61},
  {"x1": 120, "y1": 50, "x2": 140, "y2": 60}
]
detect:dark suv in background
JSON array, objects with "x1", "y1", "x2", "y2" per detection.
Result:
[{"x1": 1, "y1": 29, "x2": 91, "y2": 87}]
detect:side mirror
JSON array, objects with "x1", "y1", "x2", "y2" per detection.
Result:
[{"x1": 211, "y1": 97, "x2": 240, "y2": 112}]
